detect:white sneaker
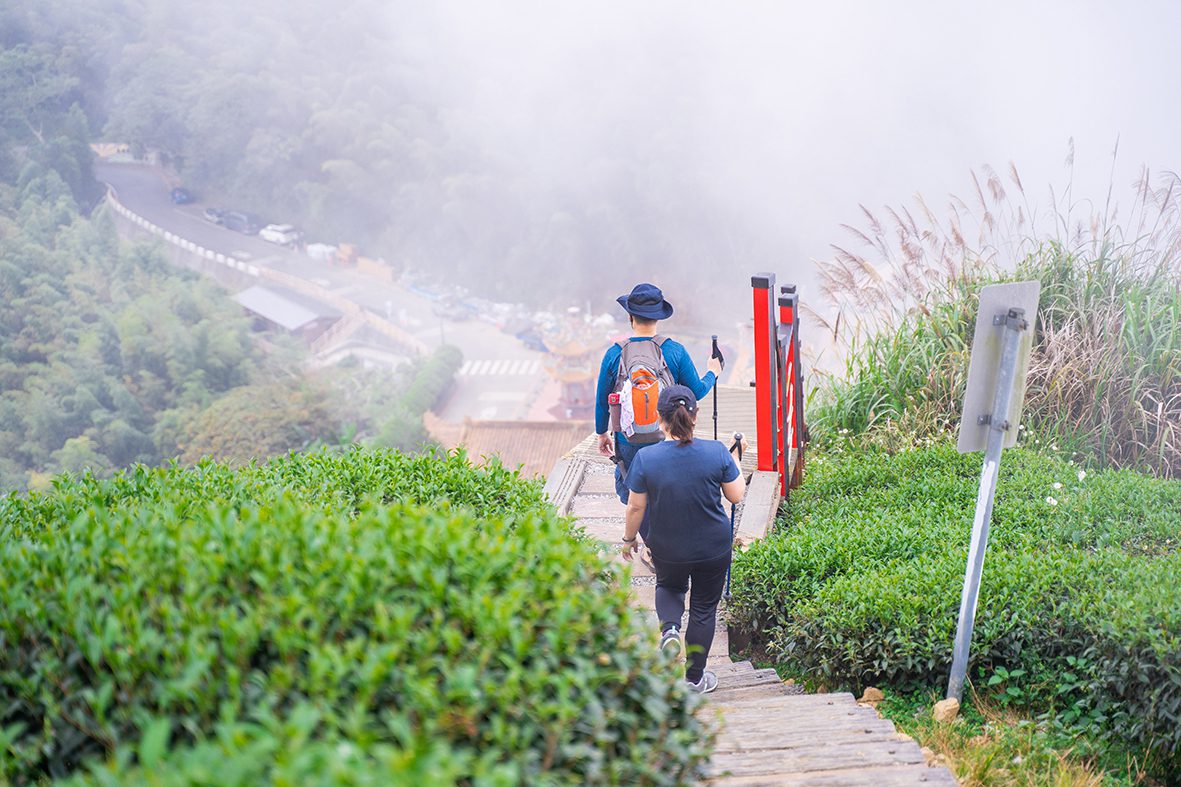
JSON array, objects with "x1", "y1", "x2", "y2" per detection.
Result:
[
  {"x1": 686, "y1": 671, "x2": 718, "y2": 694},
  {"x1": 660, "y1": 627, "x2": 681, "y2": 656}
]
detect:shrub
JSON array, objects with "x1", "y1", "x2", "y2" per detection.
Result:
[
  {"x1": 730, "y1": 443, "x2": 1181, "y2": 774},
  {"x1": 811, "y1": 165, "x2": 1181, "y2": 478},
  {"x1": 0, "y1": 449, "x2": 711, "y2": 784}
]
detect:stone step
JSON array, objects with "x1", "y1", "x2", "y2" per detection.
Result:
[
  {"x1": 579, "y1": 473, "x2": 618, "y2": 495},
  {"x1": 570, "y1": 495, "x2": 626, "y2": 519}
]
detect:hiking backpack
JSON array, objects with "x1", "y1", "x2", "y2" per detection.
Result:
[{"x1": 608, "y1": 336, "x2": 675, "y2": 445}]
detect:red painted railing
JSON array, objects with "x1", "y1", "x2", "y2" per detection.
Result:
[{"x1": 752, "y1": 275, "x2": 807, "y2": 495}]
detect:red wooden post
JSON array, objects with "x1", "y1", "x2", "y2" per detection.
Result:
[{"x1": 751, "y1": 274, "x2": 778, "y2": 471}]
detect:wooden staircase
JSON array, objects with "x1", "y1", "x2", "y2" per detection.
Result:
[
  {"x1": 546, "y1": 412, "x2": 958, "y2": 785},
  {"x1": 703, "y1": 661, "x2": 956, "y2": 784}
]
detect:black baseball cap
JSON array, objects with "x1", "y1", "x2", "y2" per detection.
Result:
[{"x1": 657, "y1": 384, "x2": 697, "y2": 416}]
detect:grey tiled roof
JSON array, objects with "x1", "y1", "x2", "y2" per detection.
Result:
[{"x1": 234, "y1": 285, "x2": 339, "y2": 331}]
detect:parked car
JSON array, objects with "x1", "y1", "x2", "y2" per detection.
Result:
[
  {"x1": 202, "y1": 207, "x2": 225, "y2": 224},
  {"x1": 222, "y1": 211, "x2": 261, "y2": 235},
  {"x1": 258, "y1": 223, "x2": 301, "y2": 245},
  {"x1": 516, "y1": 329, "x2": 549, "y2": 353},
  {"x1": 170, "y1": 187, "x2": 194, "y2": 204}
]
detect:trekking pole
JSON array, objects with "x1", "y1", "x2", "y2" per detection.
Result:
[
  {"x1": 724, "y1": 431, "x2": 744, "y2": 601},
  {"x1": 710, "y1": 335, "x2": 725, "y2": 441}
]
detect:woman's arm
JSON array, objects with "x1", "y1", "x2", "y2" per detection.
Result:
[
  {"x1": 722, "y1": 477, "x2": 745, "y2": 504},
  {"x1": 621, "y1": 491, "x2": 647, "y2": 560}
]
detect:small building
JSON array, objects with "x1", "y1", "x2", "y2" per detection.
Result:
[{"x1": 233, "y1": 285, "x2": 340, "y2": 343}]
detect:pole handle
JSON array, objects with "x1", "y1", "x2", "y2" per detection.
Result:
[
  {"x1": 711, "y1": 335, "x2": 725, "y2": 370},
  {"x1": 729, "y1": 431, "x2": 744, "y2": 462}
]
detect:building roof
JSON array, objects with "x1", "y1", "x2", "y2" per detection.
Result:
[
  {"x1": 435, "y1": 419, "x2": 595, "y2": 479},
  {"x1": 233, "y1": 285, "x2": 339, "y2": 331}
]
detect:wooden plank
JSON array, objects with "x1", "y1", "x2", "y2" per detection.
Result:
[
  {"x1": 714, "y1": 710, "x2": 886, "y2": 733},
  {"x1": 706, "y1": 739, "x2": 927, "y2": 778},
  {"x1": 715, "y1": 692, "x2": 859, "y2": 711},
  {"x1": 710, "y1": 668, "x2": 782, "y2": 687},
  {"x1": 736, "y1": 470, "x2": 781, "y2": 542},
  {"x1": 709, "y1": 762, "x2": 958, "y2": 786},
  {"x1": 711, "y1": 660, "x2": 756, "y2": 676},
  {"x1": 714, "y1": 714, "x2": 896, "y2": 738},
  {"x1": 710, "y1": 683, "x2": 789, "y2": 702},
  {"x1": 715, "y1": 728, "x2": 905, "y2": 753}
]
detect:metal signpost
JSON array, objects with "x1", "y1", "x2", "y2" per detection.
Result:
[{"x1": 946, "y1": 281, "x2": 1040, "y2": 702}]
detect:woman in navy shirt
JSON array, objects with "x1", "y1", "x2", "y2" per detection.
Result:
[{"x1": 620, "y1": 385, "x2": 745, "y2": 693}]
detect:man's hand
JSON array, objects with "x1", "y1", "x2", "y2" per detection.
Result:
[
  {"x1": 707, "y1": 356, "x2": 723, "y2": 378},
  {"x1": 621, "y1": 539, "x2": 639, "y2": 561},
  {"x1": 597, "y1": 433, "x2": 613, "y2": 457}
]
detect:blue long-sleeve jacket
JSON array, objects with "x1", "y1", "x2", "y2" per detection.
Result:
[{"x1": 595, "y1": 336, "x2": 716, "y2": 439}]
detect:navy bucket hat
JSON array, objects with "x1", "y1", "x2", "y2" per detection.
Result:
[{"x1": 617, "y1": 283, "x2": 674, "y2": 320}]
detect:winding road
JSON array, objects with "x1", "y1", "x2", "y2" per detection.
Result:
[{"x1": 96, "y1": 161, "x2": 553, "y2": 422}]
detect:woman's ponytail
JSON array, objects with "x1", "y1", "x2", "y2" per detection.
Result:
[{"x1": 662, "y1": 403, "x2": 696, "y2": 445}]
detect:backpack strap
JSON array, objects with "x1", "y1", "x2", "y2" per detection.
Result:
[{"x1": 614, "y1": 336, "x2": 669, "y2": 382}]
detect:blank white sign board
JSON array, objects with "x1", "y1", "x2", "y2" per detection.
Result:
[{"x1": 956, "y1": 281, "x2": 1041, "y2": 453}]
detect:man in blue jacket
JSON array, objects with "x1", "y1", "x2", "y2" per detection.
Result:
[{"x1": 595, "y1": 283, "x2": 721, "y2": 537}]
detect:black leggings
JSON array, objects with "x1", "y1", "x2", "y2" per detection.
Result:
[{"x1": 650, "y1": 551, "x2": 731, "y2": 684}]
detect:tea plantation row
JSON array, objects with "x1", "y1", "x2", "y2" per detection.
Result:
[
  {"x1": 729, "y1": 443, "x2": 1181, "y2": 774},
  {"x1": 0, "y1": 448, "x2": 711, "y2": 784}
]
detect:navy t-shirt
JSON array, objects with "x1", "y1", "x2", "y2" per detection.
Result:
[{"x1": 625, "y1": 438, "x2": 740, "y2": 564}]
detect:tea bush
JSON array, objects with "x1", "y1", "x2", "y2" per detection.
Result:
[
  {"x1": 1, "y1": 449, "x2": 711, "y2": 784},
  {"x1": 730, "y1": 443, "x2": 1181, "y2": 773}
]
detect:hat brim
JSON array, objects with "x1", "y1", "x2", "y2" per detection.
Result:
[{"x1": 616, "y1": 294, "x2": 674, "y2": 320}]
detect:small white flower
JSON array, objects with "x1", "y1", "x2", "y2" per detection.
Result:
[
  {"x1": 1052, "y1": 482, "x2": 1062, "y2": 490},
  {"x1": 1050, "y1": 444, "x2": 1058, "y2": 451},
  {"x1": 1077, "y1": 469, "x2": 1086, "y2": 482},
  {"x1": 1045, "y1": 496, "x2": 1058, "y2": 506}
]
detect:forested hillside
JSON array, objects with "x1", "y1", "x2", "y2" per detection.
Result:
[
  {"x1": 0, "y1": 13, "x2": 464, "y2": 490},
  {"x1": 1, "y1": 0, "x2": 778, "y2": 316}
]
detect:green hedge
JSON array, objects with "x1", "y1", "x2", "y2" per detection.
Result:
[
  {"x1": 730, "y1": 443, "x2": 1181, "y2": 773},
  {"x1": 1, "y1": 449, "x2": 711, "y2": 784}
]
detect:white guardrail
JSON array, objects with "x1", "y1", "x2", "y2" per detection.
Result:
[
  {"x1": 103, "y1": 186, "x2": 261, "y2": 277},
  {"x1": 102, "y1": 184, "x2": 429, "y2": 355}
]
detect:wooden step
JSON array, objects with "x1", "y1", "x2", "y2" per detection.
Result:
[
  {"x1": 708, "y1": 762, "x2": 958, "y2": 786},
  {"x1": 716, "y1": 692, "x2": 860, "y2": 710},
  {"x1": 711, "y1": 682, "x2": 791, "y2": 703},
  {"x1": 706, "y1": 738, "x2": 928, "y2": 779},
  {"x1": 715, "y1": 726, "x2": 904, "y2": 753},
  {"x1": 710, "y1": 660, "x2": 756, "y2": 676},
  {"x1": 710, "y1": 668, "x2": 784, "y2": 689}
]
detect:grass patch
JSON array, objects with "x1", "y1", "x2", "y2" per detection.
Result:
[
  {"x1": 877, "y1": 690, "x2": 1146, "y2": 786},
  {"x1": 730, "y1": 442, "x2": 1181, "y2": 781},
  {"x1": 810, "y1": 165, "x2": 1181, "y2": 479}
]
